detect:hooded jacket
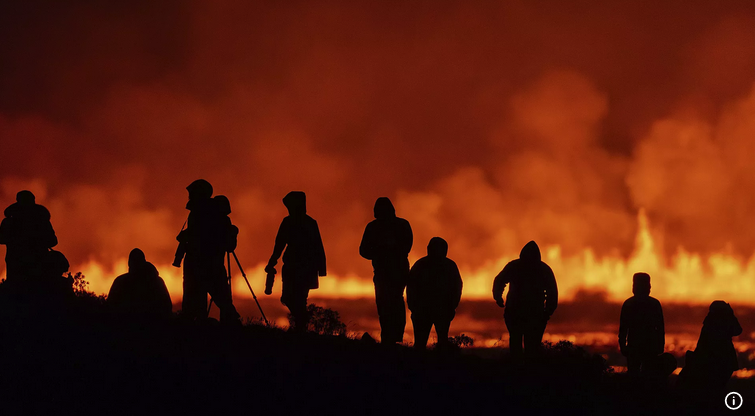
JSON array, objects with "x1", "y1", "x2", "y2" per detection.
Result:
[
  {"x1": 406, "y1": 238, "x2": 463, "y2": 316},
  {"x1": 0, "y1": 201, "x2": 58, "y2": 259},
  {"x1": 492, "y1": 241, "x2": 558, "y2": 319},
  {"x1": 267, "y1": 192, "x2": 326, "y2": 289},
  {"x1": 108, "y1": 259, "x2": 173, "y2": 320},
  {"x1": 694, "y1": 301, "x2": 742, "y2": 373},
  {"x1": 359, "y1": 197, "x2": 413, "y2": 279}
]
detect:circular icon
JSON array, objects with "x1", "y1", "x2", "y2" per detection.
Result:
[{"x1": 725, "y1": 392, "x2": 743, "y2": 410}]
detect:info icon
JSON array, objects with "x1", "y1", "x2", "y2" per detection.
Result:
[{"x1": 725, "y1": 392, "x2": 743, "y2": 410}]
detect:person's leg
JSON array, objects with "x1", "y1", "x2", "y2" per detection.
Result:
[
  {"x1": 282, "y1": 281, "x2": 309, "y2": 332},
  {"x1": 387, "y1": 280, "x2": 407, "y2": 343},
  {"x1": 292, "y1": 287, "x2": 310, "y2": 331},
  {"x1": 626, "y1": 353, "x2": 641, "y2": 374},
  {"x1": 181, "y1": 265, "x2": 207, "y2": 321},
  {"x1": 374, "y1": 279, "x2": 391, "y2": 342},
  {"x1": 204, "y1": 260, "x2": 239, "y2": 323},
  {"x1": 375, "y1": 278, "x2": 405, "y2": 343},
  {"x1": 505, "y1": 315, "x2": 523, "y2": 359},
  {"x1": 434, "y1": 316, "x2": 452, "y2": 346},
  {"x1": 411, "y1": 314, "x2": 432, "y2": 349},
  {"x1": 523, "y1": 318, "x2": 546, "y2": 358}
]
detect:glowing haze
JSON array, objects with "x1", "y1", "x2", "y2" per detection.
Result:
[{"x1": 3, "y1": 1, "x2": 755, "y2": 306}]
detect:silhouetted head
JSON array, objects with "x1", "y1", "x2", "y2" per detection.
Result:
[
  {"x1": 632, "y1": 272, "x2": 651, "y2": 296},
  {"x1": 128, "y1": 248, "x2": 147, "y2": 271},
  {"x1": 214, "y1": 195, "x2": 231, "y2": 216},
  {"x1": 16, "y1": 190, "x2": 35, "y2": 205},
  {"x1": 708, "y1": 300, "x2": 732, "y2": 317},
  {"x1": 519, "y1": 241, "x2": 541, "y2": 262},
  {"x1": 187, "y1": 179, "x2": 213, "y2": 200},
  {"x1": 283, "y1": 191, "x2": 306, "y2": 216},
  {"x1": 374, "y1": 197, "x2": 396, "y2": 219},
  {"x1": 427, "y1": 237, "x2": 448, "y2": 258}
]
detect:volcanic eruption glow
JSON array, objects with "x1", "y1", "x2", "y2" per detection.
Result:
[{"x1": 3, "y1": 2, "x2": 755, "y2": 357}]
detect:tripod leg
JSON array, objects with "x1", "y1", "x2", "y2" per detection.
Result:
[{"x1": 231, "y1": 251, "x2": 269, "y2": 326}]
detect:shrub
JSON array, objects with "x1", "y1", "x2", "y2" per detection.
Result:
[
  {"x1": 288, "y1": 304, "x2": 347, "y2": 336},
  {"x1": 449, "y1": 333, "x2": 475, "y2": 348}
]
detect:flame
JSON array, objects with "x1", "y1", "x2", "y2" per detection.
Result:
[{"x1": 74, "y1": 209, "x2": 755, "y2": 306}]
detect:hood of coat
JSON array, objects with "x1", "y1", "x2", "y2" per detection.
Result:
[
  {"x1": 283, "y1": 191, "x2": 307, "y2": 216},
  {"x1": 519, "y1": 240, "x2": 541, "y2": 262},
  {"x1": 373, "y1": 197, "x2": 396, "y2": 219}
]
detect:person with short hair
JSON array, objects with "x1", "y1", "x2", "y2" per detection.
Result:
[{"x1": 619, "y1": 272, "x2": 665, "y2": 374}]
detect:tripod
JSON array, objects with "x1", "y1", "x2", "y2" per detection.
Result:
[{"x1": 208, "y1": 251, "x2": 269, "y2": 325}]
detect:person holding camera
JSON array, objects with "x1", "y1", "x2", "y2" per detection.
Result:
[{"x1": 264, "y1": 191, "x2": 326, "y2": 332}]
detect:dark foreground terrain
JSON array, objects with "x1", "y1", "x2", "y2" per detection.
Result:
[{"x1": 0, "y1": 294, "x2": 752, "y2": 416}]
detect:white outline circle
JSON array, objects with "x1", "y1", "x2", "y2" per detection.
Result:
[{"x1": 725, "y1": 392, "x2": 743, "y2": 410}]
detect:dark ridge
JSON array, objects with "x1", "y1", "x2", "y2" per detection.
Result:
[{"x1": 0, "y1": 291, "x2": 752, "y2": 415}]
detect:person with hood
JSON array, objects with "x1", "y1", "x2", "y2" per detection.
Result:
[
  {"x1": 175, "y1": 179, "x2": 240, "y2": 324},
  {"x1": 108, "y1": 248, "x2": 173, "y2": 321},
  {"x1": 406, "y1": 237, "x2": 462, "y2": 350},
  {"x1": 265, "y1": 191, "x2": 326, "y2": 332},
  {"x1": 0, "y1": 190, "x2": 59, "y2": 282},
  {"x1": 492, "y1": 240, "x2": 558, "y2": 358},
  {"x1": 360, "y1": 197, "x2": 413, "y2": 344},
  {"x1": 618, "y1": 272, "x2": 666, "y2": 375},
  {"x1": 678, "y1": 300, "x2": 742, "y2": 391}
]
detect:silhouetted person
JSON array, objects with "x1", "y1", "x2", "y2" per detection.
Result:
[
  {"x1": 618, "y1": 272, "x2": 665, "y2": 375},
  {"x1": 175, "y1": 180, "x2": 240, "y2": 324},
  {"x1": 678, "y1": 301, "x2": 742, "y2": 392},
  {"x1": 407, "y1": 237, "x2": 462, "y2": 350},
  {"x1": 492, "y1": 241, "x2": 558, "y2": 359},
  {"x1": 360, "y1": 197, "x2": 413, "y2": 344},
  {"x1": 108, "y1": 248, "x2": 172, "y2": 322},
  {"x1": 265, "y1": 191, "x2": 326, "y2": 332},
  {"x1": 0, "y1": 190, "x2": 59, "y2": 282}
]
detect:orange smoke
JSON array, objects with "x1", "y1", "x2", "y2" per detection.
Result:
[{"x1": 3, "y1": 2, "x2": 755, "y2": 312}]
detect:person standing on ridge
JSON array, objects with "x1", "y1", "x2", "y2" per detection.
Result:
[
  {"x1": 265, "y1": 191, "x2": 326, "y2": 332},
  {"x1": 492, "y1": 240, "x2": 558, "y2": 358},
  {"x1": 618, "y1": 272, "x2": 665, "y2": 375},
  {"x1": 0, "y1": 190, "x2": 59, "y2": 282},
  {"x1": 174, "y1": 179, "x2": 240, "y2": 324},
  {"x1": 360, "y1": 197, "x2": 413, "y2": 344},
  {"x1": 406, "y1": 237, "x2": 462, "y2": 350}
]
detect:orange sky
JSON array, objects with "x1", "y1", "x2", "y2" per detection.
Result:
[{"x1": 3, "y1": 1, "x2": 755, "y2": 306}]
